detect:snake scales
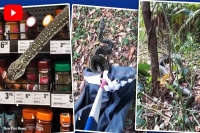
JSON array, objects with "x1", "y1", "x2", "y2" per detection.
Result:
[
  {"x1": 7, "y1": 6, "x2": 69, "y2": 81},
  {"x1": 89, "y1": 18, "x2": 114, "y2": 73}
]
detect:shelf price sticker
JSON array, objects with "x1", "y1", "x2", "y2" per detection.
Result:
[
  {"x1": 0, "y1": 91, "x2": 14, "y2": 104},
  {"x1": 18, "y1": 40, "x2": 34, "y2": 53},
  {"x1": 15, "y1": 91, "x2": 33, "y2": 104},
  {"x1": 33, "y1": 92, "x2": 50, "y2": 105},
  {"x1": 0, "y1": 41, "x2": 10, "y2": 53},
  {"x1": 50, "y1": 40, "x2": 71, "y2": 54},
  {"x1": 51, "y1": 94, "x2": 73, "y2": 108}
]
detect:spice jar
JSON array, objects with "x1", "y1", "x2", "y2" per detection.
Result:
[
  {"x1": 0, "y1": 14, "x2": 4, "y2": 40},
  {"x1": 35, "y1": 109, "x2": 53, "y2": 133},
  {"x1": 38, "y1": 61, "x2": 49, "y2": 91},
  {"x1": 26, "y1": 60, "x2": 38, "y2": 80},
  {"x1": 5, "y1": 22, "x2": 19, "y2": 39},
  {"x1": 26, "y1": 16, "x2": 37, "y2": 39},
  {"x1": 26, "y1": 73, "x2": 37, "y2": 90},
  {"x1": 42, "y1": 15, "x2": 53, "y2": 27},
  {"x1": 22, "y1": 108, "x2": 36, "y2": 133},
  {"x1": 54, "y1": 7, "x2": 68, "y2": 39},
  {"x1": 5, "y1": 111, "x2": 16, "y2": 133},
  {"x1": 0, "y1": 59, "x2": 7, "y2": 89},
  {"x1": 0, "y1": 66, "x2": 20, "y2": 90},
  {"x1": 20, "y1": 11, "x2": 29, "y2": 39},
  {"x1": 60, "y1": 113, "x2": 71, "y2": 132},
  {"x1": 0, "y1": 112, "x2": 4, "y2": 133},
  {"x1": 54, "y1": 61, "x2": 71, "y2": 92},
  {"x1": 42, "y1": 58, "x2": 52, "y2": 84}
]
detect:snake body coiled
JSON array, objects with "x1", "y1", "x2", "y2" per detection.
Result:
[
  {"x1": 89, "y1": 18, "x2": 114, "y2": 73},
  {"x1": 7, "y1": 6, "x2": 69, "y2": 81}
]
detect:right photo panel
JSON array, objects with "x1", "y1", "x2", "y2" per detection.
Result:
[{"x1": 137, "y1": 0, "x2": 200, "y2": 132}]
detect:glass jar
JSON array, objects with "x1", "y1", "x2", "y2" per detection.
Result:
[
  {"x1": 54, "y1": 61, "x2": 71, "y2": 92},
  {"x1": 0, "y1": 59, "x2": 7, "y2": 89},
  {"x1": 60, "y1": 113, "x2": 71, "y2": 132},
  {"x1": 38, "y1": 61, "x2": 49, "y2": 91},
  {"x1": 22, "y1": 108, "x2": 36, "y2": 133},
  {"x1": 35, "y1": 109, "x2": 52, "y2": 133}
]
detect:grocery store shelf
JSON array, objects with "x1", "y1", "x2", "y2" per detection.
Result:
[
  {"x1": 0, "y1": 39, "x2": 71, "y2": 54},
  {"x1": 0, "y1": 90, "x2": 73, "y2": 108}
]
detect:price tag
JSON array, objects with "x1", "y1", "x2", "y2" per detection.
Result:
[
  {"x1": 0, "y1": 41, "x2": 10, "y2": 53},
  {"x1": 18, "y1": 40, "x2": 34, "y2": 53},
  {"x1": 50, "y1": 40, "x2": 71, "y2": 54},
  {"x1": 33, "y1": 92, "x2": 50, "y2": 105},
  {"x1": 0, "y1": 91, "x2": 14, "y2": 104},
  {"x1": 15, "y1": 91, "x2": 33, "y2": 104},
  {"x1": 51, "y1": 94, "x2": 73, "y2": 108}
]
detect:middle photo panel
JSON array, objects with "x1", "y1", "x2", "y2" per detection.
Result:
[{"x1": 71, "y1": 4, "x2": 138, "y2": 133}]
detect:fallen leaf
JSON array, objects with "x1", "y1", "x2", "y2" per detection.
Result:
[
  {"x1": 154, "y1": 125, "x2": 160, "y2": 131},
  {"x1": 195, "y1": 95, "x2": 200, "y2": 103},
  {"x1": 93, "y1": 41, "x2": 100, "y2": 45},
  {"x1": 118, "y1": 32, "x2": 127, "y2": 36},
  {"x1": 126, "y1": 27, "x2": 132, "y2": 32},
  {"x1": 79, "y1": 80, "x2": 85, "y2": 93},
  {"x1": 76, "y1": 45, "x2": 82, "y2": 54},
  {"x1": 109, "y1": 60, "x2": 114, "y2": 64},
  {"x1": 119, "y1": 36, "x2": 122, "y2": 43},
  {"x1": 81, "y1": 56, "x2": 85, "y2": 64},
  {"x1": 119, "y1": 24, "x2": 123, "y2": 31},
  {"x1": 89, "y1": 9, "x2": 95, "y2": 15}
]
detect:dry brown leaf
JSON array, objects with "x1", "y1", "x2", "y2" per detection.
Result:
[
  {"x1": 119, "y1": 24, "x2": 123, "y2": 31},
  {"x1": 110, "y1": 27, "x2": 114, "y2": 33},
  {"x1": 89, "y1": 9, "x2": 95, "y2": 16},
  {"x1": 93, "y1": 41, "x2": 100, "y2": 45},
  {"x1": 119, "y1": 36, "x2": 122, "y2": 43},
  {"x1": 109, "y1": 60, "x2": 114, "y2": 64},
  {"x1": 126, "y1": 27, "x2": 132, "y2": 32},
  {"x1": 195, "y1": 95, "x2": 200, "y2": 103},
  {"x1": 76, "y1": 45, "x2": 82, "y2": 54},
  {"x1": 81, "y1": 56, "x2": 85, "y2": 64},
  {"x1": 90, "y1": 28, "x2": 96, "y2": 33},
  {"x1": 118, "y1": 32, "x2": 127, "y2": 36},
  {"x1": 79, "y1": 80, "x2": 85, "y2": 93}
]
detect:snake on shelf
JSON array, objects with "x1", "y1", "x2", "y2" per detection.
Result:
[
  {"x1": 89, "y1": 17, "x2": 114, "y2": 73},
  {"x1": 7, "y1": 6, "x2": 69, "y2": 81}
]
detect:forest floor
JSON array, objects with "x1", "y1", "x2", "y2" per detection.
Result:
[{"x1": 71, "y1": 6, "x2": 138, "y2": 132}]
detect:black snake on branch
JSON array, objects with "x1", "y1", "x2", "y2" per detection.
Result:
[
  {"x1": 89, "y1": 17, "x2": 114, "y2": 73},
  {"x1": 7, "y1": 6, "x2": 69, "y2": 81}
]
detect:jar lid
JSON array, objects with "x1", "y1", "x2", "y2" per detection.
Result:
[
  {"x1": 42, "y1": 15, "x2": 53, "y2": 27},
  {"x1": 22, "y1": 108, "x2": 36, "y2": 120},
  {"x1": 42, "y1": 58, "x2": 52, "y2": 67},
  {"x1": 0, "y1": 59, "x2": 7, "y2": 68},
  {"x1": 36, "y1": 109, "x2": 53, "y2": 121},
  {"x1": 38, "y1": 61, "x2": 48, "y2": 71},
  {"x1": 26, "y1": 16, "x2": 37, "y2": 28},
  {"x1": 26, "y1": 72, "x2": 37, "y2": 81},
  {"x1": 55, "y1": 61, "x2": 71, "y2": 72},
  {"x1": 54, "y1": 9, "x2": 62, "y2": 16},
  {"x1": 60, "y1": 113, "x2": 71, "y2": 124}
]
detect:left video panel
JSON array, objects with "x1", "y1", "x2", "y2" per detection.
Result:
[{"x1": 0, "y1": 4, "x2": 74, "y2": 133}]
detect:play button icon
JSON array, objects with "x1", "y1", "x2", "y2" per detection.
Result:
[
  {"x1": 11, "y1": 10, "x2": 16, "y2": 16},
  {"x1": 4, "y1": 4, "x2": 23, "y2": 21}
]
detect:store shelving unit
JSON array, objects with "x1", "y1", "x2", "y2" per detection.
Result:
[{"x1": 0, "y1": 4, "x2": 74, "y2": 133}]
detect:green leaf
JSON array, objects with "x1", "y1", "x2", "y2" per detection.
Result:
[{"x1": 181, "y1": 68, "x2": 189, "y2": 77}]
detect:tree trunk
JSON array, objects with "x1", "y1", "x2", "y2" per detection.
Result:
[{"x1": 142, "y1": 2, "x2": 159, "y2": 97}]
